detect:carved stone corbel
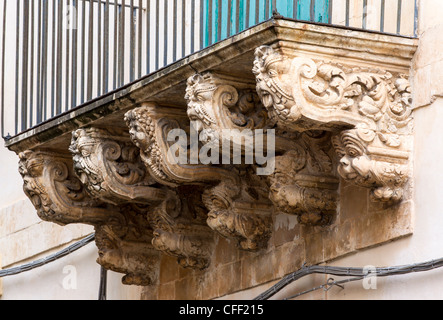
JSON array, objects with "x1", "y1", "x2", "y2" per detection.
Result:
[
  {"x1": 202, "y1": 178, "x2": 272, "y2": 251},
  {"x1": 125, "y1": 101, "x2": 275, "y2": 252},
  {"x1": 185, "y1": 72, "x2": 270, "y2": 147},
  {"x1": 18, "y1": 150, "x2": 124, "y2": 226},
  {"x1": 124, "y1": 104, "x2": 238, "y2": 266},
  {"x1": 94, "y1": 205, "x2": 160, "y2": 286},
  {"x1": 268, "y1": 131, "x2": 339, "y2": 225},
  {"x1": 124, "y1": 103, "x2": 237, "y2": 187},
  {"x1": 69, "y1": 127, "x2": 168, "y2": 206},
  {"x1": 184, "y1": 74, "x2": 276, "y2": 249},
  {"x1": 185, "y1": 72, "x2": 338, "y2": 227},
  {"x1": 332, "y1": 126, "x2": 410, "y2": 202},
  {"x1": 148, "y1": 188, "x2": 214, "y2": 270},
  {"x1": 253, "y1": 45, "x2": 412, "y2": 203},
  {"x1": 18, "y1": 149, "x2": 163, "y2": 286}
]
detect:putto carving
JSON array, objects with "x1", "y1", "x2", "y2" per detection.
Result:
[
  {"x1": 69, "y1": 127, "x2": 167, "y2": 205},
  {"x1": 253, "y1": 45, "x2": 412, "y2": 203},
  {"x1": 332, "y1": 127, "x2": 409, "y2": 202},
  {"x1": 253, "y1": 45, "x2": 412, "y2": 132}
]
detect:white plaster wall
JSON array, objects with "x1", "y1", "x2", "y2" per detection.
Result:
[{"x1": 1, "y1": 240, "x2": 100, "y2": 300}]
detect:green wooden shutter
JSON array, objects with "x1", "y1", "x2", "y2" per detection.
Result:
[{"x1": 204, "y1": 0, "x2": 330, "y2": 47}]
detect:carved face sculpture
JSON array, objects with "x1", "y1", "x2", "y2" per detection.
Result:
[
  {"x1": 334, "y1": 130, "x2": 374, "y2": 184},
  {"x1": 206, "y1": 206, "x2": 235, "y2": 238},
  {"x1": 333, "y1": 128, "x2": 408, "y2": 202},
  {"x1": 18, "y1": 152, "x2": 54, "y2": 219},
  {"x1": 70, "y1": 129, "x2": 102, "y2": 186},
  {"x1": 185, "y1": 74, "x2": 217, "y2": 133},
  {"x1": 125, "y1": 108, "x2": 154, "y2": 152},
  {"x1": 151, "y1": 229, "x2": 176, "y2": 252},
  {"x1": 253, "y1": 46, "x2": 294, "y2": 120},
  {"x1": 204, "y1": 185, "x2": 272, "y2": 251}
]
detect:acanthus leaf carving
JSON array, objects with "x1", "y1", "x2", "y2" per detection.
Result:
[{"x1": 253, "y1": 45, "x2": 412, "y2": 203}]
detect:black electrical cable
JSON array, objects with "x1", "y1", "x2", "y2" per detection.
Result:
[
  {"x1": 254, "y1": 257, "x2": 443, "y2": 300},
  {"x1": 0, "y1": 233, "x2": 95, "y2": 278},
  {"x1": 4, "y1": 232, "x2": 443, "y2": 300},
  {"x1": 0, "y1": 233, "x2": 109, "y2": 301}
]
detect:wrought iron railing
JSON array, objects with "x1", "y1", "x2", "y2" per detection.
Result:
[{"x1": 0, "y1": 0, "x2": 418, "y2": 138}]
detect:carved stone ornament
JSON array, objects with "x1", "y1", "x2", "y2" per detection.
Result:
[
  {"x1": 125, "y1": 103, "x2": 275, "y2": 251},
  {"x1": 148, "y1": 188, "x2": 215, "y2": 270},
  {"x1": 94, "y1": 205, "x2": 160, "y2": 286},
  {"x1": 18, "y1": 150, "x2": 123, "y2": 226},
  {"x1": 12, "y1": 31, "x2": 416, "y2": 290},
  {"x1": 202, "y1": 178, "x2": 273, "y2": 251},
  {"x1": 184, "y1": 72, "x2": 339, "y2": 226},
  {"x1": 268, "y1": 131, "x2": 339, "y2": 225},
  {"x1": 185, "y1": 72, "x2": 270, "y2": 147},
  {"x1": 69, "y1": 127, "x2": 168, "y2": 205},
  {"x1": 18, "y1": 150, "x2": 164, "y2": 285},
  {"x1": 253, "y1": 45, "x2": 412, "y2": 203},
  {"x1": 124, "y1": 103, "x2": 237, "y2": 187}
]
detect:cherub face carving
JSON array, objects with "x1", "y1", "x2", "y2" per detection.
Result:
[
  {"x1": 125, "y1": 108, "x2": 155, "y2": 152},
  {"x1": 333, "y1": 129, "x2": 408, "y2": 202}
]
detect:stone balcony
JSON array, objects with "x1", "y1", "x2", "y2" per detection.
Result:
[{"x1": 5, "y1": 18, "x2": 419, "y2": 298}]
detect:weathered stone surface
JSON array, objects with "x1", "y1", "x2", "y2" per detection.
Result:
[
  {"x1": 8, "y1": 19, "x2": 417, "y2": 299},
  {"x1": 253, "y1": 44, "x2": 413, "y2": 203}
]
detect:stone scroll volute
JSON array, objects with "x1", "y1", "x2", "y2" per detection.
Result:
[{"x1": 253, "y1": 45, "x2": 412, "y2": 203}]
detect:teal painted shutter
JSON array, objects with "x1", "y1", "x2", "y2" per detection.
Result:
[
  {"x1": 313, "y1": 0, "x2": 330, "y2": 23},
  {"x1": 204, "y1": 0, "x2": 330, "y2": 47}
]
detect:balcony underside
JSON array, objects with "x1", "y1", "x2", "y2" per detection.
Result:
[
  {"x1": 8, "y1": 18, "x2": 419, "y2": 294},
  {"x1": 6, "y1": 18, "x2": 416, "y2": 153}
]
